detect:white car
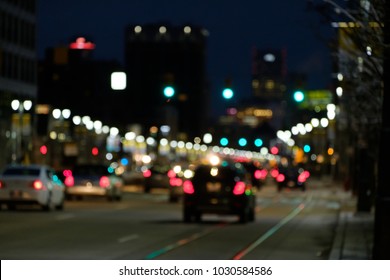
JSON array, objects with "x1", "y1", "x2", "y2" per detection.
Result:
[{"x1": 0, "y1": 164, "x2": 65, "y2": 211}]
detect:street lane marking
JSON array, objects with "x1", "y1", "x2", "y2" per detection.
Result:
[
  {"x1": 144, "y1": 223, "x2": 227, "y2": 259},
  {"x1": 118, "y1": 234, "x2": 139, "y2": 243},
  {"x1": 232, "y1": 202, "x2": 306, "y2": 260}
]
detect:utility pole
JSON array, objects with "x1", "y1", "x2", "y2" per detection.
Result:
[{"x1": 373, "y1": 0, "x2": 390, "y2": 260}]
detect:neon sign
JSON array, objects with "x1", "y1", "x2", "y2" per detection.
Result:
[{"x1": 69, "y1": 37, "x2": 95, "y2": 50}]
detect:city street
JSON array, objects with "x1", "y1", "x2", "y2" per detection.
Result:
[{"x1": 0, "y1": 178, "x2": 346, "y2": 260}]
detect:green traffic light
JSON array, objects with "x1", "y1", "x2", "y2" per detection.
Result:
[
  {"x1": 293, "y1": 90, "x2": 304, "y2": 102},
  {"x1": 222, "y1": 88, "x2": 234, "y2": 99},
  {"x1": 163, "y1": 86, "x2": 175, "y2": 98}
]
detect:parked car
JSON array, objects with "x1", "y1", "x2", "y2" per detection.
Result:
[
  {"x1": 0, "y1": 164, "x2": 65, "y2": 211},
  {"x1": 182, "y1": 162, "x2": 256, "y2": 223},
  {"x1": 274, "y1": 165, "x2": 310, "y2": 192},
  {"x1": 64, "y1": 164, "x2": 123, "y2": 201}
]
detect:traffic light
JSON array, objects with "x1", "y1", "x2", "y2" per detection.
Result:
[
  {"x1": 163, "y1": 86, "x2": 175, "y2": 98},
  {"x1": 220, "y1": 137, "x2": 229, "y2": 146},
  {"x1": 293, "y1": 90, "x2": 305, "y2": 102},
  {"x1": 238, "y1": 137, "x2": 247, "y2": 147},
  {"x1": 222, "y1": 78, "x2": 234, "y2": 99},
  {"x1": 222, "y1": 88, "x2": 234, "y2": 99},
  {"x1": 254, "y1": 138, "x2": 263, "y2": 147},
  {"x1": 162, "y1": 73, "x2": 175, "y2": 98}
]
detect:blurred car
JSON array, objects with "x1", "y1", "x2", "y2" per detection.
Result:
[
  {"x1": 274, "y1": 165, "x2": 310, "y2": 192},
  {"x1": 142, "y1": 165, "x2": 171, "y2": 193},
  {"x1": 63, "y1": 164, "x2": 124, "y2": 201},
  {"x1": 121, "y1": 168, "x2": 144, "y2": 185},
  {"x1": 0, "y1": 164, "x2": 65, "y2": 211},
  {"x1": 182, "y1": 162, "x2": 256, "y2": 223},
  {"x1": 242, "y1": 161, "x2": 268, "y2": 189},
  {"x1": 167, "y1": 163, "x2": 195, "y2": 203}
]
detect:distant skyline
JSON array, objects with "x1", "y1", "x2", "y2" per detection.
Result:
[{"x1": 37, "y1": 0, "x2": 335, "y2": 116}]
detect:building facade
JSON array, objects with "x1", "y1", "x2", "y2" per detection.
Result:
[
  {"x1": 0, "y1": 0, "x2": 37, "y2": 168},
  {"x1": 124, "y1": 23, "x2": 210, "y2": 141}
]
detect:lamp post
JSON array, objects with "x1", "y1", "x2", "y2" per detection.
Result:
[{"x1": 11, "y1": 99, "x2": 32, "y2": 163}]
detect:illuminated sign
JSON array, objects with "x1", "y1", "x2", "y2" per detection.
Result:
[
  {"x1": 69, "y1": 37, "x2": 95, "y2": 50},
  {"x1": 299, "y1": 90, "x2": 332, "y2": 109}
]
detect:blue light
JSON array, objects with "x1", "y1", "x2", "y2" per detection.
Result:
[
  {"x1": 238, "y1": 138, "x2": 247, "y2": 147},
  {"x1": 303, "y1": 144, "x2": 311, "y2": 153},
  {"x1": 293, "y1": 90, "x2": 304, "y2": 102},
  {"x1": 220, "y1": 137, "x2": 229, "y2": 146},
  {"x1": 163, "y1": 86, "x2": 175, "y2": 98},
  {"x1": 254, "y1": 138, "x2": 263, "y2": 147},
  {"x1": 222, "y1": 88, "x2": 234, "y2": 99},
  {"x1": 121, "y1": 158, "x2": 129, "y2": 166}
]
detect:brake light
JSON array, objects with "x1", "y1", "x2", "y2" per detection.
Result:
[
  {"x1": 233, "y1": 181, "x2": 246, "y2": 195},
  {"x1": 276, "y1": 174, "x2": 285, "y2": 183},
  {"x1": 143, "y1": 169, "x2": 152, "y2": 178},
  {"x1": 99, "y1": 176, "x2": 110, "y2": 188},
  {"x1": 298, "y1": 170, "x2": 310, "y2": 183},
  {"x1": 64, "y1": 176, "x2": 74, "y2": 187},
  {"x1": 0, "y1": 180, "x2": 5, "y2": 189},
  {"x1": 32, "y1": 180, "x2": 44, "y2": 190},
  {"x1": 183, "y1": 180, "x2": 194, "y2": 194},
  {"x1": 167, "y1": 169, "x2": 176, "y2": 178},
  {"x1": 254, "y1": 169, "x2": 268, "y2": 180},
  {"x1": 270, "y1": 168, "x2": 279, "y2": 178},
  {"x1": 170, "y1": 177, "x2": 183, "y2": 187}
]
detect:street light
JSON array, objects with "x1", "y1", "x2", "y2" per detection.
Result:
[{"x1": 11, "y1": 99, "x2": 32, "y2": 163}]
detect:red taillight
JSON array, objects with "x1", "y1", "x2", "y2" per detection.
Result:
[
  {"x1": 254, "y1": 169, "x2": 268, "y2": 180},
  {"x1": 167, "y1": 169, "x2": 176, "y2": 178},
  {"x1": 32, "y1": 180, "x2": 44, "y2": 190},
  {"x1": 233, "y1": 181, "x2": 246, "y2": 195},
  {"x1": 63, "y1": 169, "x2": 72, "y2": 177},
  {"x1": 143, "y1": 169, "x2": 151, "y2": 178},
  {"x1": 298, "y1": 170, "x2": 310, "y2": 183},
  {"x1": 170, "y1": 177, "x2": 183, "y2": 187},
  {"x1": 276, "y1": 174, "x2": 285, "y2": 183},
  {"x1": 99, "y1": 176, "x2": 110, "y2": 188},
  {"x1": 64, "y1": 176, "x2": 74, "y2": 187},
  {"x1": 183, "y1": 180, "x2": 194, "y2": 194},
  {"x1": 0, "y1": 180, "x2": 5, "y2": 189},
  {"x1": 270, "y1": 168, "x2": 279, "y2": 178}
]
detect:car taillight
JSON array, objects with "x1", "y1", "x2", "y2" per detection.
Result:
[
  {"x1": 32, "y1": 180, "x2": 44, "y2": 190},
  {"x1": 183, "y1": 180, "x2": 194, "y2": 194},
  {"x1": 298, "y1": 170, "x2": 310, "y2": 183},
  {"x1": 170, "y1": 177, "x2": 183, "y2": 187},
  {"x1": 64, "y1": 176, "x2": 74, "y2": 187},
  {"x1": 270, "y1": 168, "x2": 279, "y2": 178},
  {"x1": 0, "y1": 180, "x2": 5, "y2": 189},
  {"x1": 167, "y1": 169, "x2": 176, "y2": 178},
  {"x1": 276, "y1": 174, "x2": 285, "y2": 183},
  {"x1": 143, "y1": 169, "x2": 152, "y2": 178},
  {"x1": 254, "y1": 169, "x2": 268, "y2": 180},
  {"x1": 233, "y1": 181, "x2": 246, "y2": 195},
  {"x1": 99, "y1": 176, "x2": 110, "y2": 188}
]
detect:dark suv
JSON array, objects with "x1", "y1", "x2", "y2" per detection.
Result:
[{"x1": 182, "y1": 162, "x2": 256, "y2": 223}]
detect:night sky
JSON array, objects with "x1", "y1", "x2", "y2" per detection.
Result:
[{"x1": 37, "y1": 0, "x2": 335, "y2": 116}]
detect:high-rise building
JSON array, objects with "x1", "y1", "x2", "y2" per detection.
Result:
[
  {"x1": 38, "y1": 36, "x2": 123, "y2": 130},
  {"x1": 251, "y1": 48, "x2": 287, "y2": 100},
  {"x1": 124, "y1": 22, "x2": 210, "y2": 141},
  {"x1": 0, "y1": 0, "x2": 37, "y2": 167}
]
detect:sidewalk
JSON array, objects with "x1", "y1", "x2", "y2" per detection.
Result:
[{"x1": 328, "y1": 188, "x2": 375, "y2": 260}]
